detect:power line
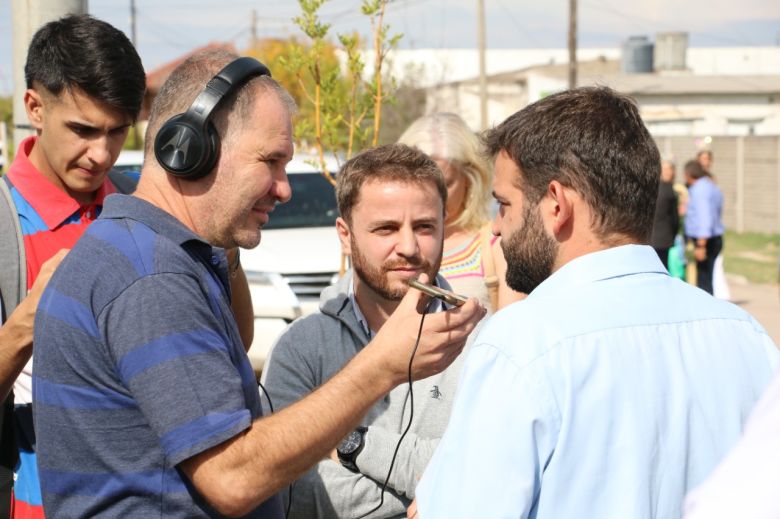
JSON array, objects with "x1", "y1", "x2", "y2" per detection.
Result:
[
  {"x1": 494, "y1": 0, "x2": 547, "y2": 48},
  {"x1": 136, "y1": 9, "x2": 203, "y2": 49},
  {"x1": 581, "y1": 0, "x2": 758, "y2": 46}
]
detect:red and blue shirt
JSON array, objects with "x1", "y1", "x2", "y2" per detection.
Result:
[{"x1": 6, "y1": 136, "x2": 114, "y2": 519}]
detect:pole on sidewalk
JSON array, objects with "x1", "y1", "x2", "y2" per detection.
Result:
[
  {"x1": 568, "y1": 0, "x2": 577, "y2": 89},
  {"x1": 11, "y1": 0, "x2": 88, "y2": 148},
  {"x1": 477, "y1": 0, "x2": 488, "y2": 131}
]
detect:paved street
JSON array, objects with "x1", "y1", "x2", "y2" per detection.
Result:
[{"x1": 727, "y1": 276, "x2": 780, "y2": 345}]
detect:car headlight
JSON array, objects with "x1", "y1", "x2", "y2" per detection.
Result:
[{"x1": 245, "y1": 271, "x2": 302, "y2": 321}]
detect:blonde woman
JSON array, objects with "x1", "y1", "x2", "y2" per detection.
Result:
[{"x1": 398, "y1": 113, "x2": 523, "y2": 312}]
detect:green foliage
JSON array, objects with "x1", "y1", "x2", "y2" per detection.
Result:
[
  {"x1": 282, "y1": 0, "x2": 403, "y2": 177},
  {"x1": 0, "y1": 97, "x2": 11, "y2": 130},
  {"x1": 123, "y1": 126, "x2": 144, "y2": 150},
  {"x1": 0, "y1": 97, "x2": 12, "y2": 172}
]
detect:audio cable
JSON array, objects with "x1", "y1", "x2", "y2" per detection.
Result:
[
  {"x1": 257, "y1": 381, "x2": 295, "y2": 519},
  {"x1": 259, "y1": 301, "x2": 431, "y2": 519},
  {"x1": 354, "y1": 304, "x2": 429, "y2": 519}
]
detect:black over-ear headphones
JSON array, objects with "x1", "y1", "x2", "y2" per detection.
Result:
[{"x1": 154, "y1": 57, "x2": 271, "y2": 180}]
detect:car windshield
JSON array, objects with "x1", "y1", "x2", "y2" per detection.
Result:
[{"x1": 265, "y1": 172, "x2": 338, "y2": 229}]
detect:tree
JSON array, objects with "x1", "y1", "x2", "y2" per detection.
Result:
[
  {"x1": 268, "y1": 0, "x2": 402, "y2": 182},
  {"x1": 377, "y1": 63, "x2": 427, "y2": 145},
  {"x1": 0, "y1": 96, "x2": 13, "y2": 171},
  {"x1": 246, "y1": 36, "x2": 349, "y2": 165}
]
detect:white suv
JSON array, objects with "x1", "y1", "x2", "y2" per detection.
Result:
[{"x1": 242, "y1": 154, "x2": 343, "y2": 372}]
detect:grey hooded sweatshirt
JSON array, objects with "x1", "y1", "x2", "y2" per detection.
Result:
[{"x1": 261, "y1": 272, "x2": 473, "y2": 518}]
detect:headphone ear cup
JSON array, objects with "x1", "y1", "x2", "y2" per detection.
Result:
[
  {"x1": 154, "y1": 114, "x2": 212, "y2": 179},
  {"x1": 191, "y1": 122, "x2": 220, "y2": 181}
]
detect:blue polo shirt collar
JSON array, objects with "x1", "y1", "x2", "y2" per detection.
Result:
[{"x1": 100, "y1": 194, "x2": 222, "y2": 267}]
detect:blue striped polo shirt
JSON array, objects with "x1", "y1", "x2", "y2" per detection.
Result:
[{"x1": 32, "y1": 194, "x2": 283, "y2": 518}]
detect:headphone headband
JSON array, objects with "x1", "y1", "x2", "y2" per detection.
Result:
[
  {"x1": 182, "y1": 57, "x2": 271, "y2": 129},
  {"x1": 154, "y1": 57, "x2": 272, "y2": 180}
]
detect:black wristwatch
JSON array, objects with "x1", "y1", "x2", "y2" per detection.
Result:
[{"x1": 337, "y1": 426, "x2": 368, "y2": 472}]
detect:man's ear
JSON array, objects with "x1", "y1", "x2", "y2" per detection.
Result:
[
  {"x1": 24, "y1": 89, "x2": 46, "y2": 131},
  {"x1": 335, "y1": 217, "x2": 352, "y2": 256},
  {"x1": 545, "y1": 180, "x2": 574, "y2": 236}
]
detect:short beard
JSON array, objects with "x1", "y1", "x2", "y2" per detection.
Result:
[
  {"x1": 501, "y1": 203, "x2": 558, "y2": 294},
  {"x1": 350, "y1": 237, "x2": 440, "y2": 301}
]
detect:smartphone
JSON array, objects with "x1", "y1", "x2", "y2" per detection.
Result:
[{"x1": 408, "y1": 278, "x2": 468, "y2": 307}]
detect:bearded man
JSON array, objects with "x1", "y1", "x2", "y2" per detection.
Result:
[
  {"x1": 409, "y1": 87, "x2": 779, "y2": 519},
  {"x1": 261, "y1": 143, "x2": 474, "y2": 518}
]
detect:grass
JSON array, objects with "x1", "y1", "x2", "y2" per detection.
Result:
[{"x1": 722, "y1": 231, "x2": 780, "y2": 285}]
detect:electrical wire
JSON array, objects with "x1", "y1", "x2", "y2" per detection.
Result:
[
  {"x1": 258, "y1": 380, "x2": 295, "y2": 519},
  {"x1": 260, "y1": 302, "x2": 431, "y2": 519},
  {"x1": 354, "y1": 305, "x2": 429, "y2": 519}
]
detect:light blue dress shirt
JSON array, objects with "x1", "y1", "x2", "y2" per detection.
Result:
[
  {"x1": 685, "y1": 177, "x2": 724, "y2": 239},
  {"x1": 416, "y1": 245, "x2": 778, "y2": 519}
]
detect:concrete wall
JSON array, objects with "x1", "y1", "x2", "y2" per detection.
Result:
[{"x1": 657, "y1": 136, "x2": 780, "y2": 234}]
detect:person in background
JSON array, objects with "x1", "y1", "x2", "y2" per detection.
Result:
[
  {"x1": 684, "y1": 159, "x2": 724, "y2": 295},
  {"x1": 0, "y1": 14, "x2": 146, "y2": 517},
  {"x1": 697, "y1": 149, "x2": 713, "y2": 175},
  {"x1": 651, "y1": 159, "x2": 680, "y2": 269},
  {"x1": 696, "y1": 149, "x2": 731, "y2": 300},
  {"x1": 397, "y1": 113, "x2": 522, "y2": 312},
  {"x1": 407, "y1": 86, "x2": 778, "y2": 519}
]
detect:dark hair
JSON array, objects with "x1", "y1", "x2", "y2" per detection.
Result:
[
  {"x1": 684, "y1": 160, "x2": 707, "y2": 180},
  {"x1": 336, "y1": 144, "x2": 448, "y2": 224},
  {"x1": 484, "y1": 86, "x2": 661, "y2": 243},
  {"x1": 143, "y1": 49, "x2": 294, "y2": 160},
  {"x1": 25, "y1": 14, "x2": 146, "y2": 121}
]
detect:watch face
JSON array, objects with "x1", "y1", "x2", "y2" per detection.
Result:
[{"x1": 339, "y1": 430, "x2": 362, "y2": 455}]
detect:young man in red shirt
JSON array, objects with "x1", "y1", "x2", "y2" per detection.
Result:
[{"x1": 0, "y1": 14, "x2": 145, "y2": 517}]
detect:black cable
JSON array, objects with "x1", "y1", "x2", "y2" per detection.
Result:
[
  {"x1": 286, "y1": 482, "x2": 294, "y2": 519},
  {"x1": 354, "y1": 306, "x2": 429, "y2": 519},
  {"x1": 260, "y1": 303, "x2": 430, "y2": 519},
  {"x1": 258, "y1": 380, "x2": 274, "y2": 414},
  {"x1": 258, "y1": 380, "x2": 294, "y2": 519}
]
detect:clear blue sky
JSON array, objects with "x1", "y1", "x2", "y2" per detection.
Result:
[{"x1": 1, "y1": 0, "x2": 779, "y2": 94}]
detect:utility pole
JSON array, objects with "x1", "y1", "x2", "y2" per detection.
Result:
[
  {"x1": 130, "y1": 0, "x2": 140, "y2": 148},
  {"x1": 568, "y1": 0, "x2": 577, "y2": 89},
  {"x1": 251, "y1": 9, "x2": 258, "y2": 50},
  {"x1": 477, "y1": 0, "x2": 488, "y2": 131},
  {"x1": 130, "y1": 0, "x2": 137, "y2": 47},
  {"x1": 11, "y1": 0, "x2": 88, "y2": 148}
]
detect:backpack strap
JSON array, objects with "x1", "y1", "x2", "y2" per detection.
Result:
[
  {"x1": 0, "y1": 175, "x2": 25, "y2": 322},
  {"x1": 0, "y1": 175, "x2": 22, "y2": 506},
  {"x1": 479, "y1": 222, "x2": 499, "y2": 312}
]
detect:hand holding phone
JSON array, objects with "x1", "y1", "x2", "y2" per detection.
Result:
[{"x1": 408, "y1": 278, "x2": 468, "y2": 307}]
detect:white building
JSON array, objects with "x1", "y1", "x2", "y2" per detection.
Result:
[{"x1": 363, "y1": 43, "x2": 780, "y2": 136}]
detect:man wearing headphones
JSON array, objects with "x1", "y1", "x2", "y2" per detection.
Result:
[{"x1": 31, "y1": 49, "x2": 484, "y2": 518}]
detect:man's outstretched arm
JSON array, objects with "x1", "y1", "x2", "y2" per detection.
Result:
[{"x1": 180, "y1": 278, "x2": 485, "y2": 517}]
